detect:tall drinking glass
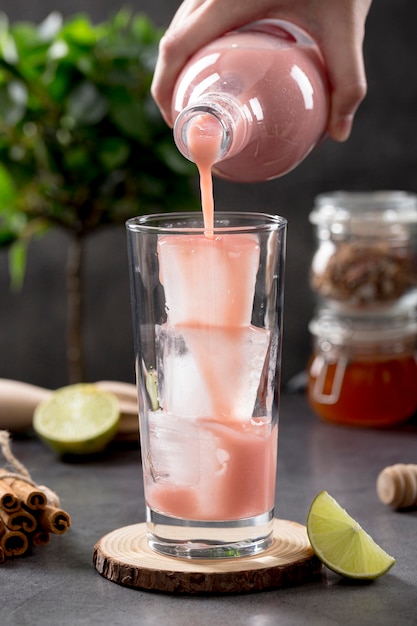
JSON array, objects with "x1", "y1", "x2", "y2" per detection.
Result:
[{"x1": 126, "y1": 212, "x2": 287, "y2": 559}]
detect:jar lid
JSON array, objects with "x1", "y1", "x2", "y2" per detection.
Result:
[
  {"x1": 309, "y1": 191, "x2": 417, "y2": 230},
  {"x1": 309, "y1": 307, "x2": 417, "y2": 345}
]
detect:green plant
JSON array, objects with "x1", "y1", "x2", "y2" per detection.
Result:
[{"x1": 0, "y1": 10, "x2": 198, "y2": 382}]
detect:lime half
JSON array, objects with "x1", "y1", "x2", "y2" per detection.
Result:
[
  {"x1": 33, "y1": 383, "x2": 120, "y2": 455},
  {"x1": 307, "y1": 490, "x2": 395, "y2": 579}
]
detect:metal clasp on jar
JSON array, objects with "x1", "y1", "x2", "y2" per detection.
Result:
[{"x1": 311, "y1": 337, "x2": 349, "y2": 404}]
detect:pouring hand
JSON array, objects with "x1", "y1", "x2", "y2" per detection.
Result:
[{"x1": 151, "y1": 0, "x2": 372, "y2": 141}]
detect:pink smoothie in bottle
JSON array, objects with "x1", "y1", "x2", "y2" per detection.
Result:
[{"x1": 172, "y1": 20, "x2": 329, "y2": 183}]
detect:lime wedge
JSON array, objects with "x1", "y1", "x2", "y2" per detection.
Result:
[
  {"x1": 306, "y1": 490, "x2": 395, "y2": 579},
  {"x1": 33, "y1": 383, "x2": 120, "y2": 455}
]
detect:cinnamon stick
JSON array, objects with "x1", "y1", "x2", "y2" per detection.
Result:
[
  {"x1": 31, "y1": 530, "x2": 50, "y2": 548},
  {"x1": 0, "y1": 529, "x2": 29, "y2": 557},
  {"x1": 0, "y1": 432, "x2": 71, "y2": 562},
  {"x1": 0, "y1": 471, "x2": 47, "y2": 510},
  {"x1": 0, "y1": 479, "x2": 21, "y2": 513},
  {"x1": 0, "y1": 507, "x2": 37, "y2": 533},
  {"x1": 38, "y1": 505, "x2": 71, "y2": 535}
]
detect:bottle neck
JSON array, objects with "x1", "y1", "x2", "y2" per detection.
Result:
[{"x1": 173, "y1": 95, "x2": 250, "y2": 166}]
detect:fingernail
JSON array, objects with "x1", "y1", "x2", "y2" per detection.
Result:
[{"x1": 332, "y1": 115, "x2": 354, "y2": 142}]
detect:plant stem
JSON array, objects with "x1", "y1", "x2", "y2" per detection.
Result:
[{"x1": 66, "y1": 234, "x2": 85, "y2": 383}]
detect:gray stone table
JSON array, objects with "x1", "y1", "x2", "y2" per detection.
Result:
[{"x1": 2, "y1": 392, "x2": 416, "y2": 625}]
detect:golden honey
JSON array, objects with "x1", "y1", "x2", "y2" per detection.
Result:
[{"x1": 307, "y1": 311, "x2": 417, "y2": 427}]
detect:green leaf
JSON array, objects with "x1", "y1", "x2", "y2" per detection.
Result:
[
  {"x1": 111, "y1": 9, "x2": 133, "y2": 33},
  {"x1": 60, "y1": 15, "x2": 98, "y2": 46},
  {"x1": 8, "y1": 239, "x2": 27, "y2": 290},
  {"x1": 38, "y1": 12, "x2": 63, "y2": 42},
  {"x1": 156, "y1": 139, "x2": 198, "y2": 176},
  {"x1": 0, "y1": 163, "x2": 17, "y2": 204},
  {"x1": 66, "y1": 80, "x2": 108, "y2": 125},
  {"x1": 132, "y1": 14, "x2": 162, "y2": 45},
  {"x1": 62, "y1": 145, "x2": 92, "y2": 172},
  {"x1": 0, "y1": 23, "x2": 18, "y2": 64},
  {"x1": 47, "y1": 39, "x2": 69, "y2": 61},
  {"x1": 0, "y1": 80, "x2": 28, "y2": 124},
  {"x1": 98, "y1": 137, "x2": 130, "y2": 170},
  {"x1": 110, "y1": 99, "x2": 151, "y2": 142},
  {"x1": 0, "y1": 230, "x2": 15, "y2": 246}
]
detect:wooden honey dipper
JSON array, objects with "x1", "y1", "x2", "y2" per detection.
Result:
[{"x1": 376, "y1": 464, "x2": 417, "y2": 510}]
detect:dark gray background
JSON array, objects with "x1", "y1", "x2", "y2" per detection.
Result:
[{"x1": 1, "y1": 0, "x2": 416, "y2": 390}]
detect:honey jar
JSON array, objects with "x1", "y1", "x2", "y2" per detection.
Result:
[
  {"x1": 309, "y1": 191, "x2": 417, "y2": 312},
  {"x1": 307, "y1": 308, "x2": 417, "y2": 427}
]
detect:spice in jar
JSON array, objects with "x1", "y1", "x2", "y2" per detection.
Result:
[
  {"x1": 307, "y1": 309, "x2": 417, "y2": 427},
  {"x1": 309, "y1": 191, "x2": 417, "y2": 310}
]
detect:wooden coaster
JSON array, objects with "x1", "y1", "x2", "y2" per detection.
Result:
[{"x1": 93, "y1": 519, "x2": 322, "y2": 594}]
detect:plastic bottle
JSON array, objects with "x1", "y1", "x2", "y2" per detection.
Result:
[{"x1": 172, "y1": 20, "x2": 329, "y2": 183}]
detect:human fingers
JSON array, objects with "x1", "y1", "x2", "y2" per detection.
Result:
[
  {"x1": 309, "y1": 0, "x2": 372, "y2": 141},
  {"x1": 151, "y1": 0, "x2": 275, "y2": 126}
]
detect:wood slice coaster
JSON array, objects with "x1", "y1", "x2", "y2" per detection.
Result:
[{"x1": 93, "y1": 519, "x2": 322, "y2": 594}]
